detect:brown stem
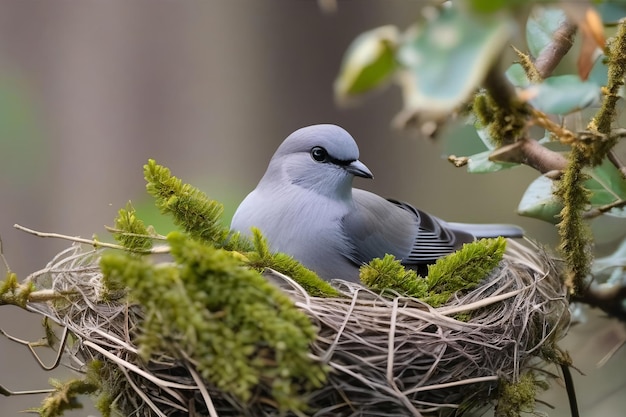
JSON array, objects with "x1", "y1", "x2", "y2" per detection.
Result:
[
  {"x1": 583, "y1": 199, "x2": 626, "y2": 219},
  {"x1": 534, "y1": 18, "x2": 578, "y2": 79},
  {"x1": 489, "y1": 138, "x2": 568, "y2": 173},
  {"x1": 608, "y1": 149, "x2": 626, "y2": 179},
  {"x1": 483, "y1": 65, "x2": 517, "y2": 114}
]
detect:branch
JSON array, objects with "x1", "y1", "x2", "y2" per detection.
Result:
[
  {"x1": 530, "y1": 108, "x2": 578, "y2": 145},
  {"x1": 13, "y1": 224, "x2": 170, "y2": 254},
  {"x1": 489, "y1": 138, "x2": 568, "y2": 174},
  {"x1": 572, "y1": 282, "x2": 626, "y2": 322},
  {"x1": 534, "y1": 18, "x2": 578, "y2": 79},
  {"x1": 481, "y1": 66, "x2": 527, "y2": 147},
  {"x1": 556, "y1": 145, "x2": 592, "y2": 294},
  {"x1": 608, "y1": 149, "x2": 626, "y2": 180},
  {"x1": 585, "y1": 19, "x2": 626, "y2": 163},
  {"x1": 583, "y1": 199, "x2": 626, "y2": 219}
]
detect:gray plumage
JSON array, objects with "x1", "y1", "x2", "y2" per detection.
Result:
[{"x1": 231, "y1": 124, "x2": 523, "y2": 282}]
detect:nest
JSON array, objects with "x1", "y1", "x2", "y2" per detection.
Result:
[{"x1": 24, "y1": 238, "x2": 569, "y2": 417}]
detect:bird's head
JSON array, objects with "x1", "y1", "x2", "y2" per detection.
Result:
[{"x1": 263, "y1": 124, "x2": 373, "y2": 199}]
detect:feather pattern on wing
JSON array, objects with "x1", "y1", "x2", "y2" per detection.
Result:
[{"x1": 341, "y1": 190, "x2": 476, "y2": 269}]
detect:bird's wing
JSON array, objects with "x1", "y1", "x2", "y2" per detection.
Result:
[
  {"x1": 341, "y1": 190, "x2": 475, "y2": 267},
  {"x1": 387, "y1": 198, "x2": 475, "y2": 265},
  {"x1": 340, "y1": 190, "x2": 419, "y2": 265}
]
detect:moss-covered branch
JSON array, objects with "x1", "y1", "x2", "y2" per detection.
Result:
[
  {"x1": 555, "y1": 145, "x2": 592, "y2": 294},
  {"x1": 586, "y1": 20, "x2": 626, "y2": 163},
  {"x1": 555, "y1": 21, "x2": 626, "y2": 295}
]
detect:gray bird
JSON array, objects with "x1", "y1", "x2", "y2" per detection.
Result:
[{"x1": 231, "y1": 124, "x2": 523, "y2": 282}]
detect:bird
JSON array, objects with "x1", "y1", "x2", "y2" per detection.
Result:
[{"x1": 231, "y1": 124, "x2": 524, "y2": 282}]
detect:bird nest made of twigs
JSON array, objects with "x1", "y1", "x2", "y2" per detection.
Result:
[{"x1": 15, "y1": 233, "x2": 569, "y2": 417}]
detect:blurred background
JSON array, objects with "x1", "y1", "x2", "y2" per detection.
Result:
[{"x1": 0, "y1": 1, "x2": 623, "y2": 416}]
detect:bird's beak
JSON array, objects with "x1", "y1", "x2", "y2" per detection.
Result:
[{"x1": 346, "y1": 160, "x2": 373, "y2": 179}]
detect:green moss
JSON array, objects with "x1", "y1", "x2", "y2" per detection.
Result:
[
  {"x1": 360, "y1": 238, "x2": 506, "y2": 307},
  {"x1": 87, "y1": 360, "x2": 122, "y2": 417},
  {"x1": 100, "y1": 231, "x2": 326, "y2": 413},
  {"x1": 427, "y1": 236, "x2": 507, "y2": 293},
  {"x1": 0, "y1": 271, "x2": 34, "y2": 308},
  {"x1": 112, "y1": 202, "x2": 153, "y2": 251},
  {"x1": 360, "y1": 254, "x2": 427, "y2": 297},
  {"x1": 512, "y1": 45, "x2": 541, "y2": 83},
  {"x1": 540, "y1": 345, "x2": 572, "y2": 368},
  {"x1": 495, "y1": 372, "x2": 547, "y2": 417},
  {"x1": 555, "y1": 146, "x2": 592, "y2": 294},
  {"x1": 144, "y1": 159, "x2": 230, "y2": 247},
  {"x1": 42, "y1": 317, "x2": 60, "y2": 349},
  {"x1": 34, "y1": 376, "x2": 100, "y2": 417},
  {"x1": 586, "y1": 22, "x2": 626, "y2": 163}
]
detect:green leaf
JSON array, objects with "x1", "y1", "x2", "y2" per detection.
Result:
[
  {"x1": 397, "y1": 6, "x2": 512, "y2": 115},
  {"x1": 526, "y1": 7, "x2": 567, "y2": 58},
  {"x1": 518, "y1": 175, "x2": 561, "y2": 223},
  {"x1": 469, "y1": 0, "x2": 530, "y2": 14},
  {"x1": 586, "y1": 159, "x2": 626, "y2": 217},
  {"x1": 588, "y1": 53, "x2": 609, "y2": 88},
  {"x1": 467, "y1": 149, "x2": 519, "y2": 173},
  {"x1": 592, "y1": 238, "x2": 626, "y2": 284},
  {"x1": 444, "y1": 122, "x2": 520, "y2": 174},
  {"x1": 476, "y1": 125, "x2": 498, "y2": 149},
  {"x1": 527, "y1": 75, "x2": 601, "y2": 115},
  {"x1": 597, "y1": 2, "x2": 626, "y2": 24},
  {"x1": 334, "y1": 25, "x2": 399, "y2": 100},
  {"x1": 469, "y1": 0, "x2": 509, "y2": 13},
  {"x1": 505, "y1": 63, "x2": 531, "y2": 88},
  {"x1": 519, "y1": 160, "x2": 626, "y2": 223}
]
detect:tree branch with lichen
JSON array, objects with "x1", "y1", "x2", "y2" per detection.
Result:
[
  {"x1": 556, "y1": 19, "x2": 626, "y2": 296},
  {"x1": 585, "y1": 20, "x2": 626, "y2": 164},
  {"x1": 555, "y1": 145, "x2": 592, "y2": 294}
]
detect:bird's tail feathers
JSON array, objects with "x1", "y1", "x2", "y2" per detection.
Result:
[{"x1": 447, "y1": 222, "x2": 524, "y2": 239}]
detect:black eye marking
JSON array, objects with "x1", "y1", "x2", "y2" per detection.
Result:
[
  {"x1": 310, "y1": 146, "x2": 329, "y2": 162},
  {"x1": 310, "y1": 146, "x2": 355, "y2": 166}
]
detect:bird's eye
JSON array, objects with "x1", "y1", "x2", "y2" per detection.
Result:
[{"x1": 310, "y1": 146, "x2": 329, "y2": 162}]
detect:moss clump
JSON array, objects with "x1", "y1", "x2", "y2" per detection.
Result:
[
  {"x1": 87, "y1": 360, "x2": 122, "y2": 417},
  {"x1": 360, "y1": 254, "x2": 426, "y2": 297},
  {"x1": 33, "y1": 375, "x2": 100, "y2": 417},
  {"x1": 495, "y1": 372, "x2": 549, "y2": 417},
  {"x1": 111, "y1": 202, "x2": 153, "y2": 251},
  {"x1": 100, "y1": 231, "x2": 326, "y2": 413},
  {"x1": 144, "y1": 159, "x2": 230, "y2": 247},
  {"x1": 360, "y1": 237, "x2": 507, "y2": 307},
  {"x1": 472, "y1": 92, "x2": 528, "y2": 147},
  {"x1": 0, "y1": 271, "x2": 34, "y2": 308}
]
